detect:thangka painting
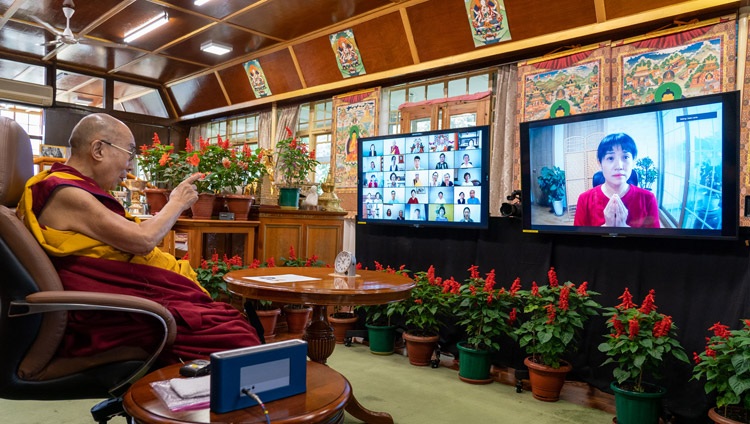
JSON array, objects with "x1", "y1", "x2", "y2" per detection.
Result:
[
  {"x1": 739, "y1": 18, "x2": 750, "y2": 226},
  {"x1": 465, "y1": 0, "x2": 511, "y2": 47},
  {"x1": 242, "y1": 59, "x2": 272, "y2": 98},
  {"x1": 611, "y1": 17, "x2": 736, "y2": 107},
  {"x1": 517, "y1": 43, "x2": 611, "y2": 122},
  {"x1": 332, "y1": 88, "x2": 380, "y2": 195},
  {"x1": 330, "y1": 29, "x2": 366, "y2": 78}
]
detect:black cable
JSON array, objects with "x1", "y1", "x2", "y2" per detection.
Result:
[{"x1": 241, "y1": 387, "x2": 270, "y2": 424}]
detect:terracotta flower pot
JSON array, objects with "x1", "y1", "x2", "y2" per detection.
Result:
[
  {"x1": 329, "y1": 312, "x2": 358, "y2": 344},
  {"x1": 224, "y1": 194, "x2": 253, "y2": 220},
  {"x1": 190, "y1": 193, "x2": 216, "y2": 219},
  {"x1": 524, "y1": 356, "x2": 571, "y2": 402},
  {"x1": 284, "y1": 305, "x2": 312, "y2": 334},
  {"x1": 403, "y1": 331, "x2": 439, "y2": 366},
  {"x1": 256, "y1": 308, "x2": 281, "y2": 341},
  {"x1": 144, "y1": 188, "x2": 169, "y2": 215},
  {"x1": 708, "y1": 406, "x2": 748, "y2": 424}
]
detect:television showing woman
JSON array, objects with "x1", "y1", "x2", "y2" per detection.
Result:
[{"x1": 573, "y1": 133, "x2": 659, "y2": 228}]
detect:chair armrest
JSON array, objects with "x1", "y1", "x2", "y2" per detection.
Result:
[{"x1": 9, "y1": 291, "x2": 176, "y2": 396}]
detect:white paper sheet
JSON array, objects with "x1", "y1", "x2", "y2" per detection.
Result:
[{"x1": 242, "y1": 274, "x2": 322, "y2": 284}]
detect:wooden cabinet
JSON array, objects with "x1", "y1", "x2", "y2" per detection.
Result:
[
  {"x1": 257, "y1": 208, "x2": 347, "y2": 265},
  {"x1": 172, "y1": 219, "x2": 259, "y2": 268}
]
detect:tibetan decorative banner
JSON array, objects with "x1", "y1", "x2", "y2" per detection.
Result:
[
  {"x1": 465, "y1": 0, "x2": 511, "y2": 47},
  {"x1": 611, "y1": 16, "x2": 736, "y2": 107},
  {"x1": 330, "y1": 29, "x2": 366, "y2": 78},
  {"x1": 739, "y1": 19, "x2": 750, "y2": 226},
  {"x1": 243, "y1": 59, "x2": 272, "y2": 98},
  {"x1": 517, "y1": 43, "x2": 611, "y2": 122},
  {"x1": 332, "y1": 88, "x2": 380, "y2": 214}
]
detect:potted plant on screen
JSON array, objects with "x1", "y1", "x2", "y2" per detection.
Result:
[
  {"x1": 387, "y1": 264, "x2": 451, "y2": 367},
  {"x1": 634, "y1": 156, "x2": 658, "y2": 191},
  {"x1": 449, "y1": 265, "x2": 520, "y2": 384},
  {"x1": 598, "y1": 288, "x2": 689, "y2": 424},
  {"x1": 537, "y1": 166, "x2": 566, "y2": 216},
  {"x1": 514, "y1": 267, "x2": 601, "y2": 401},
  {"x1": 692, "y1": 320, "x2": 750, "y2": 424}
]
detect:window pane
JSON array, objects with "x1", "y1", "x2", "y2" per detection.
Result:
[
  {"x1": 299, "y1": 104, "x2": 310, "y2": 131},
  {"x1": 447, "y1": 79, "x2": 467, "y2": 97},
  {"x1": 408, "y1": 87, "x2": 425, "y2": 103},
  {"x1": 390, "y1": 89, "x2": 406, "y2": 110},
  {"x1": 426, "y1": 83, "x2": 444, "y2": 100},
  {"x1": 410, "y1": 118, "x2": 431, "y2": 132},
  {"x1": 449, "y1": 113, "x2": 476, "y2": 128},
  {"x1": 56, "y1": 70, "x2": 104, "y2": 108},
  {"x1": 468, "y1": 74, "x2": 490, "y2": 94}
]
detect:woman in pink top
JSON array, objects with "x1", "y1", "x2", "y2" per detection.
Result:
[{"x1": 574, "y1": 133, "x2": 659, "y2": 228}]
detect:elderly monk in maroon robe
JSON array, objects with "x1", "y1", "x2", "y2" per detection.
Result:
[{"x1": 17, "y1": 113, "x2": 260, "y2": 364}]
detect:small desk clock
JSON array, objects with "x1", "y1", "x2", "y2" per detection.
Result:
[{"x1": 333, "y1": 250, "x2": 356, "y2": 276}]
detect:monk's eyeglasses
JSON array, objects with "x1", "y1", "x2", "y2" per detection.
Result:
[{"x1": 100, "y1": 140, "x2": 137, "y2": 161}]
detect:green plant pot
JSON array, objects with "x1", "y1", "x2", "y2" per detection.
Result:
[
  {"x1": 457, "y1": 341, "x2": 493, "y2": 384},
  {"x1": 366, "y1": 324, "x2": 396, "y2": 355},
  {"x1": 278, "y1": 187, "x2": 300, "y2": 209},
  {"x1": 611, "y1": 381, "x2": 665, "y2": 424}
]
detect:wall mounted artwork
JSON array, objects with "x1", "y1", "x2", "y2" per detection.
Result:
[
  {"x1": 243, "y1": 59, "x2": 272, "y2": 98},
  {"x1": 330, "y1": 29, "x2": 366, "y2": 78},
  {"x1": 465, "y1": 0, "x2": 511, "y2": 47}
]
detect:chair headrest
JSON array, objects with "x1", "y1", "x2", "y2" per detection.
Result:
[{"x1": 0, "y1": 117, "x2": 33, "y2": 207}]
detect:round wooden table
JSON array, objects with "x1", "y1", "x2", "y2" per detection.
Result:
[
  {"x1": 224, "y1": 267, "x2": 415, "y2": 424},
  {"x1": 123, "y1": 361, "x2": 350, "y2": 423}
]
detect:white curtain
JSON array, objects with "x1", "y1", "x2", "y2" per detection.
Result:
[
  {"x1": 274, "y1": 105, "x2": 299, "y2": 142},
  {"x1": 489, "y1": 65, "x2": 518, "y2": 217},
  {"x1": 258, "y1": 110, "x2": 275, "y2": 205}
]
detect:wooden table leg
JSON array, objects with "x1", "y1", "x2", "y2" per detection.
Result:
[
  {"x1": 345, "y1": 388, "x2": 394, "y2": 424},
  {"x1": 303, "y1": 305, "x2": 336, "y2": 364}
]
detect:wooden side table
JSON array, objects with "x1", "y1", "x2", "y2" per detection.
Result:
[
  {"x1": 172, "y1": 219, "x2": 259, "y2": 268},
  {"x1": 123, "y1": 361, "x2": 350, "y2": 424}
]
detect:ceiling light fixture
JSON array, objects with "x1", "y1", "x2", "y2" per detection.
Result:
[
  {"x1": 194, "y1": 0, "x2": 213, "y2": 5},
  {"x1": 123, "y1": 12, "x2": 169, "y2": 43},
  {"x1": 200, "y1": 40, "x2": 232, "y2": 55}
]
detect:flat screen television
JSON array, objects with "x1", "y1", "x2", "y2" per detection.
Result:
[
  {"x1": 357, "y1": 125, "x2": 490, "y2": 229},
  {"x1": 520, "y1": 91, "x2": 739, "y2": 239}
]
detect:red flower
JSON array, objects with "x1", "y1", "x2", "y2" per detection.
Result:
[
  {"x1": 211, "y1": 252, "x2": 219, "y2": 262},
  {"x1": 152, "y1": 133, "x2": 161, "y2": 145},
  {"x1": 653, "y1": 315, "x2": 672, "y2": 338},
  {"x1": 545, "y1": 303, "x2": 556, "y2": 324},
  {"x1": 692, "y1": 352, "x2": 702, "y2": 364},
  {"x1": 356, "y1": 262, "x2": 362, "y2": 270},
  {"x1": 187, "y1": 153, "x2": 200, "y2": 167},
  {"x1": 638, "y1": 289, "x2": 657, "y2": 314},
  {"x1": 249, "y1": 258, "x2": 261, "y2": 269},
  {"x1": 211, "y1": 264, "x2": 219, "y2": 275},
  {"x1": 531, "y1": 281, "x2": 540, "y2": 297},
  {"x1": 159, "y1": 153, "x2": 170, "y2": 167},
  {"x1": 558, "y1": 286, "x2": 570, "y2": 311},
  {"x1": 705, "y1": 347, "x2": 717, "y2": 358},
  {"x1": 510, "y1": 277, "x2": 521, "y2": 296},
  {"x1": 200, "y1": 259, "x2": 208, "y2": 269},
  {"x1": 628, "y1": 318, "x2": 640, "y2": 340},
  {"x1": 577, "y1": 281, "x2": 588, "y2": 296},
  {"x1": 468, "y1": 265, "x2": 479, "y2": 280},
  {"x1": 708, "y1": 322, "x2": 731, "y2": 339},
  {"x1": 185, "y1": 138, "x2": 194, "y2": 152},
  {"x1": 374, "y1": 261, "x2": 384, "y2": 271},
  {"x1": 483, "y1": 269, "x2": 496, "y2": 292},
  {"x1": 309, "y1": 149, "x2": 316, "y2": 160},
  {"x1": 266, "y1": 257, "x2": 276, "y2": 267},
  {"x1": 427, "y1": 265, "x2": 436, "y2": 285},
  {"x1": 415, "y1": 299, "x2": 423, "y2": 305},
  {"x1": 548, "y1": 267, "x2": 559, "y2": 288},
  {"x1": 611, "y1": 314, "x2": 624, "y2": 338},
  {"x1": 509, "y1": 308, "x2": 518, "y2": 325},
  {"x1": 616, "y1": 288, "x2": 637, "y2": 310},
  {"x1": 288, "y1": 245, "x2": 296, "y2": 261},
  {"x1": 222, "y1": 157, "x2": 231, "y2": 169}
]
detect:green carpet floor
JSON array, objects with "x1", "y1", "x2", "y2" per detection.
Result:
[{"x1": 0, "y1": 343, "x2": 613, "y2": 423}]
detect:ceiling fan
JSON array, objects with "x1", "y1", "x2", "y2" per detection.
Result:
[{"x1": 32, "y1": 0, "x2": 127, "y2": 49}]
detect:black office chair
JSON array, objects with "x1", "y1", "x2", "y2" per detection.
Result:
[{"x1": 0, "y1": 117, "x2": 176, "y2": 423}]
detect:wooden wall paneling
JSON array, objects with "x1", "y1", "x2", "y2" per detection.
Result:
[
  {"x1": 406, "y1": 0, "x2": 476, "y2": 62},
  {"x1": 503, "y1": 0, "x2": 598, "y2": 40},
  {"x1": 169, "y1": 72, "x2": 229, "y2": 116},
  {"x1": 116, "y1": 54, "x2": 204, "y2": 82},
  {"x1": 218, "y1": 64, "x2": 256, "y2": 104},
  {"x1": 603, "y1": 0, "x2": 688, "y2": 20},
  {"x1": 351, "y1": 12, "x2": 414, "y2": 73},
  {"x1": 293, "y1": 36, "x2": 345, "y2": 87},
  {"x1": 256, "y1": 49, "x2": 304, "y2": 94},
  {"x1": 259, "y1": 222, "x2": 303, "y2": 263},
  {"x1": 161, "y1": 24, "x2": 278, "y2": 67},
  {"x1": 305, "y1": 224, "x2": 344, "y2": 266}
]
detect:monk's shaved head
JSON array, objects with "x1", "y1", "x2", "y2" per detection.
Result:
[{"x1": 69, "y1": 113, "x2": 131, "y2": 153}]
